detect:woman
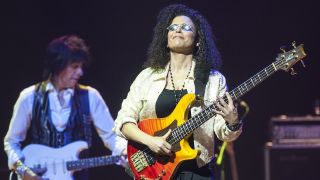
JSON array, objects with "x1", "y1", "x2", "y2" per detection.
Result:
[{"x1": 114, "y1": 4, "x2": 242, "y2": 180}]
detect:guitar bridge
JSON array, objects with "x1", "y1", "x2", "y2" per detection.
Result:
[
  {"x1": 131, "y1": 151, "x2": 148, "y2": 172},
  {"x1": 131, "y1": 150, "x2": 155, "y2": 172}
]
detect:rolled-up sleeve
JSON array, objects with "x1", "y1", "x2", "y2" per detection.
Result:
[
  {"x1": 213, "y1": 114, "x2": 242, "y2": 142},
  {"x1": 113, "y1": 69, "x2": 152, "y2": 139}
]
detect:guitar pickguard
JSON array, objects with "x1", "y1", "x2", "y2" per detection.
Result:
[{"x1": 154, "y1": 120, "x2": 181, "y2": 152}]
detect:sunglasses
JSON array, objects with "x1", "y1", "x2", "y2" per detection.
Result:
[{"x1": 167, "y1": 23, "x2": 194, "y2": 32}]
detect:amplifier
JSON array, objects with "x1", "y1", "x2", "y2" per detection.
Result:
[
  {"x1": 264, "y1": 142, "x2": 320, "y2": 180},
  {"x1": 270, "y1": 115, "x2": 320, "y2": 145}
]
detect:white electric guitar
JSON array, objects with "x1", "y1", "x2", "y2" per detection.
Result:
[{"x1": 22, "y1": 140, "x2": 125, "y2": 180}]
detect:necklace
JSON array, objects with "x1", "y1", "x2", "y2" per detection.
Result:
[{"x1": 169, "y1": 63, "x2": 192, "y2": 105}]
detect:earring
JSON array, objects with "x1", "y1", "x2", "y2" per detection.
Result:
[{"x1": 195, "y1": 42, "x2": 201, "y2": 54}]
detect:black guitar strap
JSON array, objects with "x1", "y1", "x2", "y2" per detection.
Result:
[
  {"x1": 194, "y1": 79, "x2": 205, "y2": 101},
  {"x1": 75, "y1": 85, "x2": 92, "y2": 148}
]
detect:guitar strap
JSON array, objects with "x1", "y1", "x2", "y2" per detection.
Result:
[
  {"x1": 73, "y1": 86, "x2": 91, "y2": 180},
  {"x1": 75, "y1": 85, "x2": 93, "y2": 148},
  {"x1": 194, "y1": 78, "x2": 215, "y2": 171},
  {"x1": 194, "y1": 79, "x2": 205, "y2": 98}
]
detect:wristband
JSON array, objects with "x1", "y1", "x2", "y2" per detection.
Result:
[{"x1": 226, "y1": 121, "x2": 243, "y2": 131}]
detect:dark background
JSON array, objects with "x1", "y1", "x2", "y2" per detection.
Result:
[{"x1": 0, "y1": 0, "x2": 318, "y2": 179}]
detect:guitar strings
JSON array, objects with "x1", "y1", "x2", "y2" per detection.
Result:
[
  {"x1": 228, "y1": 57, "x2": 285, "y2": 101},
  {"x1": 134, "y1": 55, "x2": 288, "y2": 165}
]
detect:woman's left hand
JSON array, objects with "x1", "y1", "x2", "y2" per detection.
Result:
[{"x1": 213, "y1": 92, "x2": 239, "y2": 124}]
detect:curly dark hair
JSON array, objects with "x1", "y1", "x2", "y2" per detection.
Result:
[
  {"x1": 144, "y1": 4, "x2": 222, "y2": 84},
  {"x1": 43, "y1": 35, "x2": 91, "y2": 79}
]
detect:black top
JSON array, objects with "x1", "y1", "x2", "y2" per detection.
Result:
[
  {"x1": 155, "y1": 89, "x2": 212, "y2": 178},
  {"x1": 156, "y1": 89, "x2": 188, "y2": 118}
]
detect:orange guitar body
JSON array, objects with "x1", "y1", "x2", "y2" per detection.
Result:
[{"x1": 127, "y1": 93, "x2": 200, "y2": 180}]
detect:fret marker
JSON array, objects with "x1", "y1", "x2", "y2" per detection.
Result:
[{"x1": 272, "y1": 63, "x2": 277, "y2": 71}]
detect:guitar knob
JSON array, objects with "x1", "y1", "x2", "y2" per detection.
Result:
[
  {"x1": 161, "y1": 169, "x2": 166, "y2": 175},
  {"x1": 280, "y1": 46, "x2": 286, "y2": 53},
  {"x1": 300, "y1": 60, "x2": 306, "y2": 68},
  {"x1": 157, "y1": 175, "x2": 163, "y2": 180},
  {"x1": 290, "y1": 68, "x2": 297, "y2": 75},
  {"x1": 292, "y1": 41, "x2": 297, "y2": 48}
]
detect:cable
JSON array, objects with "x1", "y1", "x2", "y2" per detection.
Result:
[{"x1": 9, "y1": 171, "x2": 14, "y2": 180}]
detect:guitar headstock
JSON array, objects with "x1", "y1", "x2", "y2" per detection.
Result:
[{"x1": 276, "y1": 42, "x2": 307, "y2": 73}]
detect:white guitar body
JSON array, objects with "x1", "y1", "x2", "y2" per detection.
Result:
[{"x1": 22, "y1": 141, "x2": 88, "y2": 180}]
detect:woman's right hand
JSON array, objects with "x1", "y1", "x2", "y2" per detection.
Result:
[
  {"x1": 145, "y1": 129, "x2": 173, "y2": 156},
  {"x1": 121, "y1": 123, "x2": 173, "y2": 156}
]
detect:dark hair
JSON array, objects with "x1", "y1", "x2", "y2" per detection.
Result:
[
  {"x1": 144, "y1": 4, "x2": 221, "y2": 84},
  {"x1": 43, "y1": 35, "x2": 91, "y2": 79}
]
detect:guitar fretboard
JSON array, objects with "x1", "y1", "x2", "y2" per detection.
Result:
[
  {"x1": 168, "y1": 57, "x2": 286, "y2": 145},
  {"x1": 66, "y1": 155, "x2": 125, "y2": 171}
]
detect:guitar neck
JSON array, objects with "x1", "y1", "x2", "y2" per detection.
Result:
[
  {"x1": 168, "y1": 60, "x2": 281, "y2": 145},
  {"x1": 229, "y1": 61, "x2": 281, "y2": 100},
  {"x1": 66, "y1": 155, "x2": 125, "y2": 171}
]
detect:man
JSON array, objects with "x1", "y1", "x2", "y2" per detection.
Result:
[{"x1": 4, "y1": 35, "x2": 127, "y2": 180}]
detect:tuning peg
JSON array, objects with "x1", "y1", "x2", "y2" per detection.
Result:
[
  {"x1": 290, "y1": 68, "x2": 297, "y2": 75},
  {"x1": 301, "y1": 60, "x2": 306, "y2": 68},
  {"x1": 292, "y1": 41, "x2": 297, "y2": 48},
  {"x1": 280, "y1": 46, "x2": 286, "y2": 53}
]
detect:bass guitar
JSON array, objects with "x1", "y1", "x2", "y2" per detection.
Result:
[{"x1": 127, "y1": 43, "x2": 307, "y2": 180}]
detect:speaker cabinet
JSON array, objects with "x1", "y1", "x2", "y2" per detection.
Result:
[{"x1": 264, "y1": 142, "x2": 320, "y2": 180}]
